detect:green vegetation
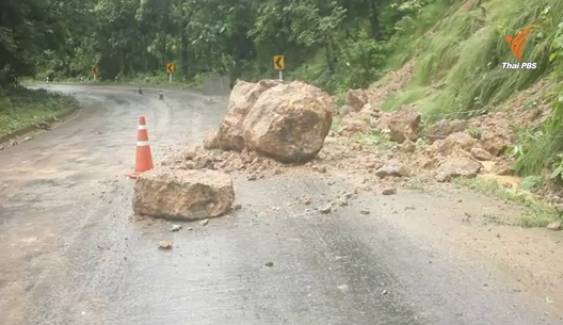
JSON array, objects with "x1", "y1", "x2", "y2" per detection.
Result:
[
  {"x1": 0, "y1": 87, "x2": 78, "y2": 138},
  {"x1": 456, "y1": 178, "x2": 562, "y2": 227},
  {"x1": 514, "y1": 100, "x2": 563, "y2": 178},
  {"x1": 354, "y1": 130, "x2": 395, "y2": 148},
  {"x1": 383, "y1": 0, "x2": 562, "y2": 119},
  {"x1": 1, "y1": 0, "x2": 452, "y2": 93},
  {"x1": 376, "y1": 0, "x2": 563, "y2": 188}
]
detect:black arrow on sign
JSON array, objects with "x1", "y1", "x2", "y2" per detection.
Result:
[{"x1": 275, "y1": 56, "x2": 283, "y2": 69}]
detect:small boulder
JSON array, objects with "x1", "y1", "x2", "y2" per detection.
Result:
[
  {"x1": 319, "y1": 204, "x2": 332, "y2": 214},
  {"x1": 375, "y1": 161, "x2": 410, "y2": 178},
  {"x1": 158, "y1": 240, "x2": 173, "y2": 250},
  {"x1": 471, "y1": 147, "x2": 494, "y2": 161},
  {"x1": 480, "y1": 130, "x2": 512, "y2": 156},
  {"x1": 400, "y1": 140, "x2": 416, "y2": 153},
  {"x1": 492, "y1": 161, "x2": 514, "y2": 176},
  {"x1": 340, "y1": 112, "x2": 371, "y2": 134},
  {"x1": 242, "y1": 81, "x2": 334, "y2": 163},
  {"x1": 436, "y1": 155, "x2": 482, "y2": 182},
  {"x1": 133, "y1": 168, "x2": 235, "y2": 220},
  {"x1": 425, "y1": 119, "x2": 467, "y2": 142},
  {"x1": 346, "y1": 89, "x2": 369, "y2": 112},
  {"x1": 382, "y1": 187, "x2": 397, "y2": 195},
  {"x1": 546, "y1": 221, "x2": 561, "y2": 231},
  {"x1": 444, "y1": 132, "x2": 477, "y2": 150},
  {"x1": 376, "y1": 107, "x2": 421, "y2": 143}
]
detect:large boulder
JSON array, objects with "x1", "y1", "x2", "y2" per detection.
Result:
[
  {"x1": 205, "y1": 79, "x2": 281, "y2": 151},
  {"x1": 242, "y1": 81, "x2": 334, "y2": 163},
  {"x1": 376, "y1": 107, "x2": 421, "y2": 143},
  {"x1": 133, "y1": 168, "x2": 234, "y2": 220}
]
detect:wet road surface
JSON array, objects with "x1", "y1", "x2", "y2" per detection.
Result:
[{"x1": 0, "y1": 85, "x2": 561, "y2": 324}]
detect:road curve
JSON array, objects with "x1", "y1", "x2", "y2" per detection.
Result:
[{"x1": 0, "y1": 85, "x2": 561, "y2": 325}]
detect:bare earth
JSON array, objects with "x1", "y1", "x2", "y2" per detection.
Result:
[{"x1": 0, "y1": 85, "x2": 562, "y2": 325}]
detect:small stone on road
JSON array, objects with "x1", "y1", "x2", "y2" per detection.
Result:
[{"x1": 158, "y1": 240, "x2": 173, "y2": 250}]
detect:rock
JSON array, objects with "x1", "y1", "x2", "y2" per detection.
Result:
[
  {"x1": 443, "y1": 132, "x2": 477, "y2": 150},
  {"x1": 546, "y1": 221, "x2": 561, "y2": 231},
  {"x1": 346, "y1": 89, "x2": 369, "y2": 112},
  {"x1": 471, "y1": 147, "x2": 494, "y2": 161},
  {"x1": 375, "y1": 161, "x2": 409, "y2": 178},
  {"x1": 319, "y1": 204, "x2": 332, "y2": 214},
  {"x1": 170, "y1": 224, "x2": 183, "y2": 232},
  {"x1": 265, "y1": 261, "x2": 274, "y2": 267},
  {"x1": 158, "y1": 240, "x2": 173, "y2": 250},
  {"x1": 337, "y1": 198, "x2": 348, "y2": 207},
  {"x1": 133, "y1": 168, "x2": 234, "y2": 220},
  {"x1": 425, "y1": 119, "x2": 467, "y2": 142},
  {"x1": 360, "y1": 209, "x2": 370, "y2": 215},
  {"x1": 435, "y1": 155, "x2": 482, "y2": 182},
  {"x1": 205, "y1": 79, "x2": 281, "y2": 151},
  {"x1": 34, "y1": 121, "x2": 51, "y2": 130},
  {"x1": 242, "y1": 81, "x2": 334, "y2": 163},
  {"x1": 200, "y1": 219, "x2": 209, "y2": 226},
  {"x1": 312, "y1": 165, "x2": 327, "y2": 173},
  {"x1": 492, "y1": 161, "x2": 514, "y2": 176},
  {"x1": 480, "y1": 130, "x2": 512, "y2": 156},
  {"x1": 338, "y1": 105, "x2": 353, "y2": 116},
  {"x1": 382, "y1": 188, "x2": 397, "y2": 195},
  {"x1": 340, "y1": 113, "x2": 370, "y2": 134},
  {"x1": 233, "y1": 204, "x2": 242, "y2": 210},
  {"x1": 400, "y1": 140, "x2": 416, "y2": 153},
  {"x1": 376, "y1": 107, "x2": 421, "y2": 143}
]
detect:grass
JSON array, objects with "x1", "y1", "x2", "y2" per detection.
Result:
[
  {"x1": 0, "y1": 87, "x2": 79, "y2": 139},
  {"x1": 456, "y1": 177, "x2": 562, "y2": 227},
  {"x1": 515, "y1": 100, "x2": 563, "y2": 176},
  {"x1": 353, "y1": 129, "x2": 395, "y2": 149},
  {"x1": 382, "y1": 0, "x2": 562, "y2": 122}
]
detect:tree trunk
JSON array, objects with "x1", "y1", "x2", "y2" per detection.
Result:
[
  {"x1": 180, "y1": 27, "x2": 189, "y2": 79},
  {"x1": 368, "y1": 0, "x2": 382, "y2": 40}
]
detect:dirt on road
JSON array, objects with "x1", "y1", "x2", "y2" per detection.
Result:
[{"x1": 0, "y1": 84, "x2": 562, "y2": 325}]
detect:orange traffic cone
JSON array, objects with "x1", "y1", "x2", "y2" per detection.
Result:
[{"x1": 129, "y1": 116, "x2": 154, "y2": 179}]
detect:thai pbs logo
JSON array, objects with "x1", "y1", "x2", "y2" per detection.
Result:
[{"x1": 502, "y1": 25, "x2": 537, "y2": 70}]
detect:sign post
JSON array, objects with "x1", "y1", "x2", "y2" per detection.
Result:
[
  {"x1": 166, "y1": 63, "x2": 177, "y2": 83},
  {"x1": 91, "y1": 66, "x2": 99, "y2": 81},
  {"x1": 273, "y1": 55, "x2": 285, "y2": 81}
]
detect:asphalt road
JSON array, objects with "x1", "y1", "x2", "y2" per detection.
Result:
[{"x1": 0, "y1": 85, "x2": 561, "y2": 325}]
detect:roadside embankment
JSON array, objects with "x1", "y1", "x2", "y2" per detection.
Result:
[{"x1": 0, "y1": 86, "x2": 79, "y2": 146}]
